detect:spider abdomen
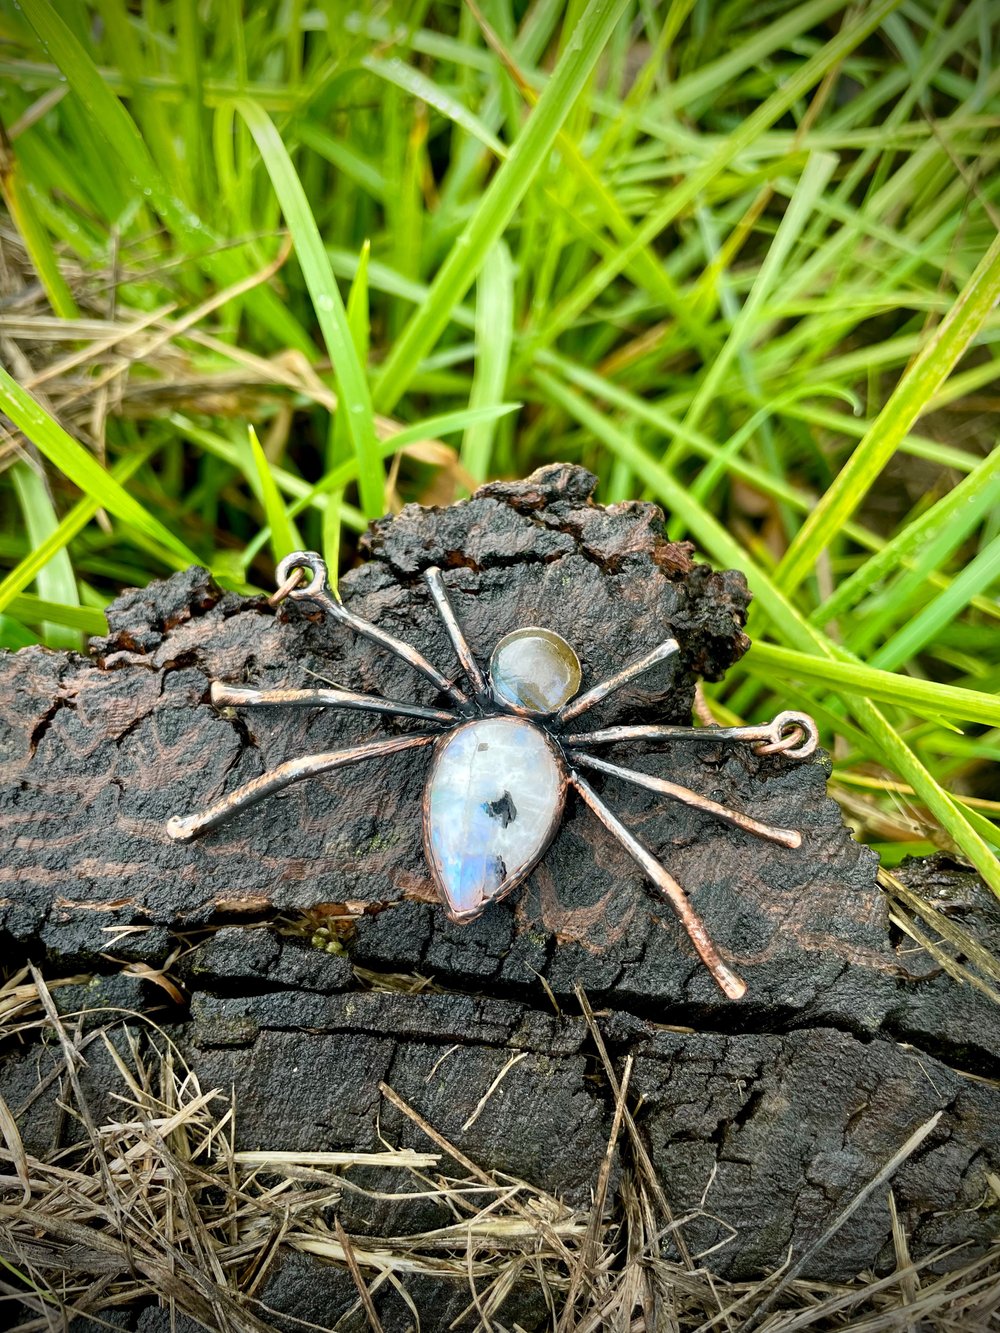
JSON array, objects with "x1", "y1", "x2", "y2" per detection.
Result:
[{"x1": 423, "y1": 716, "x2": 566, "y2": 923}]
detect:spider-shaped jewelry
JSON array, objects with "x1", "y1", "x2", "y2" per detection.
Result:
[{"x1": 167, "y1": 551, "x2": 818, "y2": 1000}]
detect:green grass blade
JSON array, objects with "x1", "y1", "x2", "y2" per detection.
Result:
[
  {"x1": 746, "y1": 641, "x2": 1000, "y2": 729},
  {"x1": 6, "y1": 593, "x2": 107, "y2": 636},
  {"x1": 0, "y1": 615, "x2": 38, "y2": 651},
  {"x1": 325, "y1": 241, "x2": 372, "y2": 582},
  {"x1": 345, "y1": 240, "x2": 371, "y2": 364},
  {"x1": 91, "y1": 0, "x2": 182, "y2": 189},
  {"x1": 777, "y1": 229, "x2": 1000, "y2": 594},
  {"x1": 299, "y1": 123, "x2": 385, "y2": 201},
  {"x1": 870, "y1": 533, "x2": 1000, "y2": 671},
  {"x1": 533, "y1": 366, "x2": 1000, "y2": 897},
  {"x1": 658, "y1": 0, "x2": 846, "y2": 113},
  {"x1": 237, "y1": 97, "x2": 384, "y2": 519},
  {"x1": 10, "y1": 462, "x2": 80, "y2": 649},
  {"x1": 361, "y1": 56, "x2": 507, "y2": 159},
  {"x1": 0, "y1": 136, "x2": 79, "y2": 318},
  {"x1": 812, "y1": 445, "x2": 1000, "y2": 626},
  {"x1": 462, "y1": 239, "x2": 514, "y2": 484},
  {"x1": 537, "y1": 0, "x2": 903, "y2": 346},
  {"x1": 0, "y1": 367, "x2": 200, "y2": 567},
  {"x1": 246, "y1": 425, "x2": 302, "y2": 562},
  {"x1": 176, "y1": 0, "x2": 208, "y2": 206},
  {"x1": 371, "y1": 0, "x2": 631, "y2": 413},
  {"x1": 676, "y1": 150, "x2": 838, "y2": 454},
  {"x1": 0, "y1": 448, "x2": 152, "y2": 614},
  {"x1": 843, "y1": 481, "x2": 1000, "y2": 656}
]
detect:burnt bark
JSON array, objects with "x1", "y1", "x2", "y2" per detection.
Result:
[{"x1": 1, "y1": 465, "x2": 997, "y2": 1330}]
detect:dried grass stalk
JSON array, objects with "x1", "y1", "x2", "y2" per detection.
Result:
[{"x1": 0, "y1": 972, "x2": 996, "y2": 1332}]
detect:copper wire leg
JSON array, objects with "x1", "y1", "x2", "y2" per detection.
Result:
[
  {"x1": 569, "y1": 752, "x2": 802, "y2": 849},
  {"x1": 210, "y1": 682, "x2": 456, "y2": 726},
  {"x1": 556, "y1": 639, "x2": 680, "y2": 725},
  {"x1": 167, "y1": 733, "x2": 437, "y2": 842},
  {"x1": 423, "y1": 567, "x2": 489, "y2": 698},
  {"x1": 275, "y1": 552, "x2": 468, "y2": 708},
  {"x1": 570, "y1": 772, "x2": 747, "y2": 1001},
  {"x1": 564, "y1": 710, "x2": 819, "y2": 761}
]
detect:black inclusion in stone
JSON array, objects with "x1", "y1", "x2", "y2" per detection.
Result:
[{"x1": 484, "y1": 791, "x2": 518, "y2": 827}]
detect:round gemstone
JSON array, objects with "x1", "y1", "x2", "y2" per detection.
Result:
[{"x1": 488, "y1": 628, "x2": 582, "y2": 715}]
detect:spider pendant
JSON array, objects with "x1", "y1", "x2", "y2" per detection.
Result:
[{"x1": 167, "y1": 551, "x2": 818, "y2": 1000}]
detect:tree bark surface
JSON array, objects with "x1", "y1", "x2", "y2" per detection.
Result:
[{"x1": 1, "y1": 465, "x2": 997, "y2": 1330}]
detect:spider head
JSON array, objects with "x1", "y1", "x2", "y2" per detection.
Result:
[{"x1": 488, "y1": 628, "x2": 581, "y2": 716}]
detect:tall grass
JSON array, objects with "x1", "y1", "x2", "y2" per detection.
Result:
[{"x1": 0, "y1": 0, "x2": 998, "y2": 888}]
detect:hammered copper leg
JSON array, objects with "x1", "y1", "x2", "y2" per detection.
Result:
[
  {"x1": 556, "y1": 639, "x2": 680, "y2": 725},
  {"x1": 568, "y1": 751, "x2": 803, "y2": 849},
  {"x1": 276, "y1": 551, "x2": 469, "y2": 707},
  {"x1": 563, "y1": 710, "x2": 819, "y2": 760},
  {"x1": 167, "y1": 733, "x2": 438, "y2": 842},
  {"x1": 570, "y1": 771, "x2": 747, "y2": 1000},
  {"x1": 422, "y1": 566, "x2": 490, "y2": 699},
  {"x1": 210, "y1": 682, "x2": 457, "y2": 726}
]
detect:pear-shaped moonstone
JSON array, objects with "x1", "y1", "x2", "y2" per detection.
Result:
[
  {"x1": 489, "y1": 628, "x2": 581, "y2": 714},
  {"x1": 424, "y1": 716, "x2": 565, "y2": 920}
]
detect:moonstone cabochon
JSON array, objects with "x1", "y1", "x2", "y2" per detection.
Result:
[
  {"x1": 423, "y1": 716, "x2": 566, "y2": 921},
  {"x1": 488, "y1": 627, "x2": 582, "y2": 715}
]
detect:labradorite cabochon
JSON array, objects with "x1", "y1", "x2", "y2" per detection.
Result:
[
  {"x1": 424, "y1": 716, "x2": 566, "y2": 920},
  {"x1": 488, "y1": 627, "x2": 582, "y2": 714}
]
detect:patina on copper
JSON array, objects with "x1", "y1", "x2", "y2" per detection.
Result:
[{"x1": 167, "y1": 551, "x2": 819, "y2": 999}]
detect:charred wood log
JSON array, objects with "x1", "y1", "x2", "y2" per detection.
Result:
[{"x1": 1, "y1": 465, "x2": 997, "y2": 1330}]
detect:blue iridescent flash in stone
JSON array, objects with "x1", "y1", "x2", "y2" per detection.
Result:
[
  {"x1": 424, "y1": 716, "x2": 565, "y2": 920},
  {"x1": 488, "y1": 627, "x2": 581, "y2": 715}
]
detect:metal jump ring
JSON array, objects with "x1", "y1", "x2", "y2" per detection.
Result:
[
  {"x1": 754, "y1": 710, "x2": 819, "y2": 761},
  {"x1": 274, "y1": 550, "x2": 330, "y2": 602}
]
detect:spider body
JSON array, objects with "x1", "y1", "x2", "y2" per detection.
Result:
[
  {"x1": 168, "y1": 551, "x2": 819, "y2": 1000},
  {"x1": 424, "y1": 713, "x2": 566, "y2": 923}
]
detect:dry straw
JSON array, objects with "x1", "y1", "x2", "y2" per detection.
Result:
[{"x1": 0, "y1": 965, "x2": 997, "y2": 1331}]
